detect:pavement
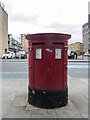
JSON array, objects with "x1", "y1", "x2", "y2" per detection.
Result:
[
  {"x1": 0, "y1": 58, "x2": 89, "y2": 119},
  {"x1": 1, "y1": 77, "x2": 88, "y2": 118}
]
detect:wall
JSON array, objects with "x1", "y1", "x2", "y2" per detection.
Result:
[
  {"x1": 21, "y1": 34, "x2": 28, "y2": 52},
  {"x1": 82, "y1": 23, "x2": 88, "y2": 53},
  {"x1": 68, "y1": 42, "x2": 83, "y2": 54},
  {"x1": 0, "y1": 6, "x2": 2, "y2": 58},
  {"x1": 0, "y1": 5, "x2": 8, "y2": 58}
]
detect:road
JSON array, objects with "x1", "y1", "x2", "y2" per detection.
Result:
[
  {"x1": 0, "y1": 61, "x2": 88, "y2": 118},
  {"x1": 0, "y1": 61, "x2": 89, "y2": 79}
]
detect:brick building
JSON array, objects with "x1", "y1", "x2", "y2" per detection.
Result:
[
  {"x1": 82, "y1": 23, "x2": 89, "y2": 53},
  {"x1": 82, "y1": 2, "x2": 90, "y2": 54},
  {"x1": 20, "y1": 34, "x2": 28, "y2": 52},
  {"x1": 68, "y1": 42, "x2": 83, "y2": 54},
  {"x1": 8, "y1": 34, "x2": 23, "y2": 52}
]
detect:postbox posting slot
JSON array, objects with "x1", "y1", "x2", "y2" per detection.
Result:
[
  {"x1": 53, "y1": 42, "x2": 64, "y2": 45},
  {"x1": 32, "y1": 42, "x2": 44, "y2": 45},
  {"x1": 35, "y1": 48, "x2": 42, "y2": 59}
]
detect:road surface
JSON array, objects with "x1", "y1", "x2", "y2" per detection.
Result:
[
  {"x1": 0, "y1": 61, "x2": 88, "y2": 118},
  {"x1": 0, "y1": 61, "x2": 89, "y2": 79}
]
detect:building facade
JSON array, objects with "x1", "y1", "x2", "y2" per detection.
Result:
[
  {"x1": 82, "y1": 23, "x2": 88, "y2": 53},
  {"x1": 88, "y1": 1, "x2": 90, "y2": 54},
  {"x1": 0, "y1": 3, "x2": 8, "y2": 58},
  {"x1": 8, "y1": 34, "x2": 23, "y2": 52},
  {"x1": 68, "y1": 42, "x2": 83, "y2": 54},
  {"x1": 82, "y1": 2, "x2": 90, "y2": 54},
  {"x1": 20, "y1": 34, "x2": 28, "y2": 52}
]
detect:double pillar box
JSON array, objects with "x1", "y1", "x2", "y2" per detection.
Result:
[{"x1": 26, "y1": 33, "x2": 71, "y2": 108}]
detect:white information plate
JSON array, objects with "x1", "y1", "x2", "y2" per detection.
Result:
[
  {"x1": 55, "y1": 48, "x2": 61, "y2": 59},
  {"x1": 36, "y1": 48, "x2": 42, "y2": 59}
]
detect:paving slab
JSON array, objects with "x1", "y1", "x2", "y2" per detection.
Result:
[
  {"x1": 0, "y1": 101, "x2": 2, "y2": 119},
  {"x1": 5, "y1": 103, "x2": 82, "y2": 118},
  {"x1": 2, "y1": 92, "x2": 15, "y2": 102},
  {"x1": 2, "y1": 77, "x2": 88, "y2": 119},
  {"x1": 13, "y1": 95, "x2": 27, "y2": 107},
  {"x1": 4, "y1": 93, "x2": 86, "y2": 118},
  {"x1": 2, "y1": 101, "x2": 13, "y2": 118},
  {"x1": 55, "y1": 110, "x2": 82, "y2": 118},
  {"x1": 5, "y1": 106, "x2": 57, "y2": 118},
  {"x1": 26, "y1": 99, "x2": 77, "y2": 111},
  {"x1": 82, "y1": 114, "x2": 88, "y2": 118},
  {"x1": 5, "y1": 104, "x2": 82, "y2": 118}
]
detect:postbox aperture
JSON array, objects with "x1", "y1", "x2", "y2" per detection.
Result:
[
  {"x1": 35, "y1": 48, "x2": 42, "y2": 59},
  {"x1": 55, "y1": 48, "x2": 61, "y2": 59}
]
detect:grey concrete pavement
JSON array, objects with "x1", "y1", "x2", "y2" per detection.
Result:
[{"x1": 1, "y1": 77, "x2": 88, "y2": 118}]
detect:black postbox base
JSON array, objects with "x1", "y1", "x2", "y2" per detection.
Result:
[{"x1": 28, "y1": 86, "x2": 68, "y2": 109}]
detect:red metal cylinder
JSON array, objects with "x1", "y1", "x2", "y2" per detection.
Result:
[{"x1": 26, "y1": 33, "x2": 71, "y2": 108}]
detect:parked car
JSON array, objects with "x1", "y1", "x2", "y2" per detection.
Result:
[
  {"x1": 2, "y1": 52, "x2": 15, "y2": 59},
  {"x1": 15, "y1": 51, "x2": 27, "y2": 59},
  {"x1": 25, "y1": 52, "x2": 28, "y2": 58},
  {"x1": 84, "y1": 52, "x2": 90, "y2": 57},
  {"x1": 15, "y1": 52, "x2": 19, "y2": 59},
  {"x1": 21, "y1": 51, "x2": 27, "y2": 59},
  {"x1": 68, "y1": 50, "x2": 78, "y2": 59}
]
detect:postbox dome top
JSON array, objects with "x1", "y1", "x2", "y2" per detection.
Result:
[{"x1": 26, "y1": 33, "x2": 71, "y2": 41}]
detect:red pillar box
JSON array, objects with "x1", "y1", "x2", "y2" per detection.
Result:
[{"x1": 26, "y1": 33, "x2": 71, "y2": 108}]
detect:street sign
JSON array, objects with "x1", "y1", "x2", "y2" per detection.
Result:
[{"x1": 83, "y1": 44, "x2": 85, "y2": 48}]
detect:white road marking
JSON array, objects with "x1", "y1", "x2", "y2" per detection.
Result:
[
  {"x1": 68, "y1": 65, "x2": 89, "y2": 68},
  {"x1": 0, "y1": 72, "x2": 28, "y2": 73},
  {"x1": 0, "y1": 61, "x2": 28, "y2": 63}
]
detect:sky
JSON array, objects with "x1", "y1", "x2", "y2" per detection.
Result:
[{"x1": 1, "y1": 0, "x2": 89, "y2": 44}]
